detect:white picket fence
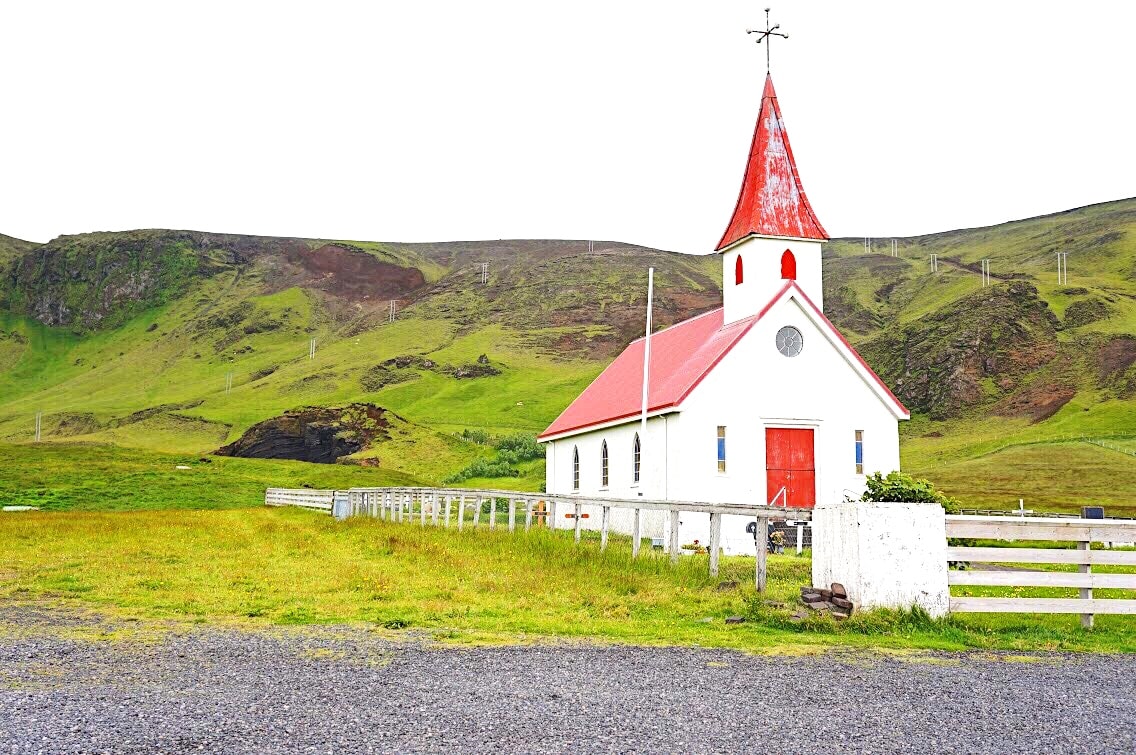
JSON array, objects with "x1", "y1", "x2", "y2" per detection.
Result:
[
  {"x1": 265, "y1": 485, "x2": 810, "y2": 589},
  {"x1": 945, "y1": 514, "x2": 1136, "y2": 626}
]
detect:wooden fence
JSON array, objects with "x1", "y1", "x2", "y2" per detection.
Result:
[
  {"x1": 945, "y1": 514, "x2": 1136, "y2": 627},
  {"x1": 265, "y1": 488, "x2": 334, "y2": 512},
  {"x1": 265, "y1": 485, "x2": 809, "y2": 590}
]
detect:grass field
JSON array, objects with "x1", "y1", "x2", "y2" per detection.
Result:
[{"x1": 2, "y1": 506, "x2": 1134, "y2": 652}]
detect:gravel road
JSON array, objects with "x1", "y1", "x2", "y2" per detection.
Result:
[{"x1": 1, "y1": 605, "x2": 1133, "y2": 754}]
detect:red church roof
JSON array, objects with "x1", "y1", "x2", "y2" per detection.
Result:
[
  {"x1": 539, "y1": 283, "x2": 908, "y2": 440},
  {"x1": 716, "y1": 75, "x2": 828, "y2": 250}
]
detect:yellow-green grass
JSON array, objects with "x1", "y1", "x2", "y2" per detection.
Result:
[
  {"x1": 0, "y1": 443, "x2": 421, "y2": 511},
  {"x1": 2, "y1": 507, "x2": 1135, "y2": 652},
  {"x1": 905, "y1": 440, "x2": 1136, "y2": 516}
]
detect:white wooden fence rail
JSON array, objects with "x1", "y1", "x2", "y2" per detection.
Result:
[
  {"x1": 944, "y1": 514, "x2": 1136, "y2": 627},
  {"x1": 265, "y1": 488, "x2": 334, "y2": 511},
  {"x1": 264, "y1": 485, "x2": 811, "y2": 590}
]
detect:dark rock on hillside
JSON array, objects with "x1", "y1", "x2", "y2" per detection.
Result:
[
  {"x1": 1099, "y1": 336, "x2": 1136, "y2": 397},
  {"x1": 215, "y1": 404, "x2": 397, "y2": 464},
  {"x1": 1062, "y1": 298, "x2": 1112, "y2": 328},
  {"x1": 861, "y1": 282, "x2": 1060, "y2": 419}
]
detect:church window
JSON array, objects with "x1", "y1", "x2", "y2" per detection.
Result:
[
  {"x1": 632, "y1": 433, "x2": 641, "y2": 483},
  {"x1": 601, "y1": 440, "x2": 609, "y2": 488},
  {"x1": 781, "y1": 249, "x2": 796, "y2": 280},
  {"x1": 717, "y1": 426, "x2": 727, "y2": 473},
  {"x1": 855, "y1": 430, "x2": 864, "y2": 474},
  {"x1": 735, "y1": 255, "x2": 744, "y2": 285},
  {"x1": 573, "y1": 446, "x2": 580, "y2": 491}
]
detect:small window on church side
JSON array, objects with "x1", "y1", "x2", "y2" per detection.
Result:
[
  {"x1": 717, "y1": 426, "x2": 727, "y2": 473},
  {"x1": 855, "y1": 430, "x2": 864, "y2": 475},
  {"x1": 601, "y1": 440, "x2": 609, "y2": 488},
  {"x1": 735, "y1": 255, "x2": 744, "y2": 285},
  {"x1": 573, "y1": 446, "x2": 580, "y2": 491},
  {"x1": 632, "y1": 433, "x2": 641, "y2": 484}
]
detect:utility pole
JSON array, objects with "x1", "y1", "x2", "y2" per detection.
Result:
[
  {"x1": 892, "y1": 239, "x2": 898, "y2": 257},
  {"x1": 225, "y1": 372, "x2": 233, "y2": 395},
  {"x1": 980, "y1": 259, "x2": 991, "y2": 287},
  {"x1": 388, "y1": 299, "x2": 398, "y2": 323},
  {"x1": 1057, "y1": 252, "x2": 1068, "y2": 285},
  {"x1": 930, "y1": 254, "x2": 939, "y2": 273},
  {"x1": 863, "y1": 237, "x2": 870, "y2": 255},
  {"x1": 34, "y1": 412, "x2": 41, "y2": 443},
  {"x1": 309, "y1": 338, "x2": 316, "y2": 360},
  {"x1": 480, "y1": 262, "x2": 489, "y2": 285}
]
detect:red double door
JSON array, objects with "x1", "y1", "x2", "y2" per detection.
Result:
[{"x1": 765, "y1": 428, "x2": 815, "y2": 508}]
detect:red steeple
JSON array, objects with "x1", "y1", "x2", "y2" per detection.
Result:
[{"x1": 716, "y1": 75, "x2": 828, "y2": 250}]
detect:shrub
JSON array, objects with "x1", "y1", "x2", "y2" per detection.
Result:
[{"x1": 860, "y1": 471, "x2": 961, "y2": 514}]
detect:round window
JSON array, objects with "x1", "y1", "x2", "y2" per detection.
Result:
[{"x1": 776, "y1": 326, "x2": 804, "y2": 357}]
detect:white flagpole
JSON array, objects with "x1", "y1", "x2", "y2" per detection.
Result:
[{"x1": 639, "y1": 267, "x2": 654, "y2": 496}]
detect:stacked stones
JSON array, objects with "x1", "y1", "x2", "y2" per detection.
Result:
[{"x1": 799, "y1": 582, "x2": 854, "y2": 620}]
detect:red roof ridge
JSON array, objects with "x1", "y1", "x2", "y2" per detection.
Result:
[{"x1": 716, "y1": 74, "x2": 829, "y2": 250}]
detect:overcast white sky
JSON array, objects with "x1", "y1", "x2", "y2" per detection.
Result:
[{"x1": 3, "y1": 1, "x2": 1133, "y2": 252}]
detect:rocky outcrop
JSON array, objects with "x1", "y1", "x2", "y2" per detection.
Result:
[
  {"x1": 861, "y1": 282, "x2": 1060, "y2": 419},
  {"x1": 215, "y1": 404, "x2": 397, "y2": 464}
]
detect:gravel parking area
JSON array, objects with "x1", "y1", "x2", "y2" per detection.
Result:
[{"x1": 1, "y1": 605, "x2": 1133, "y2": 754}]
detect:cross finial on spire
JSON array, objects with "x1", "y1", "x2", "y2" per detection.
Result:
[{"x1": 747, "y1": 8, "x2": 788, "y2": 73}]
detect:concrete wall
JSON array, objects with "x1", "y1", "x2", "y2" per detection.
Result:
[
  {"x1": 811, "y1": 500, "x2": 950, "y2": 618},
  {"x1": 721, "y1": 235, "x2": 824, "y2": 325}
]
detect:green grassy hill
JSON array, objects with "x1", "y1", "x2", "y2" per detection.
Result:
[{"x1": 2, "y1": 199, "x2": 1134, "y2": 513}]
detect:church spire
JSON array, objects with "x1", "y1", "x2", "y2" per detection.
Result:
[{"x1": 716, "y1": 74, "x2": 828, "y2": 251}]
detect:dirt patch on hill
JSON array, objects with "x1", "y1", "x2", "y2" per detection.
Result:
[
  {"x1": 1099, "y1": 336, "x2": 1136, "y2": 381},
  {"x1": 993, "y1": 383, "x2": 1077, "y2": 423},
  {"x1": 215, "y1": 404, "x2": 398, "y2": 464},
  {"x1": 282, "y1": 244, "x2": 425, "y2": 302}
]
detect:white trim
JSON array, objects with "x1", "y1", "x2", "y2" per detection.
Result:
[
  {"x1": 539, "y1": 408, "x2": 677, "y2": 444},
  {"x1": 718, "y1": 231, "x2": 829, "y2": 254}
]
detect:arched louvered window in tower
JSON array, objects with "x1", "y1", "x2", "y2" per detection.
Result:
[
  {"x1": 572, "y1": 446, "x2": 580, "y2": 491},
  {"x1": 600, "y1": 440, "x2": 609, "y2": 488},
  {"x1": 735, "y1": 255, "x2": 744, "y2": 285},
  {"x1": 781, "y1": 249, "x2": 797, "y2": 280},
  {"x1": 632, "y1": 433, "x2": 641, "y2": 484}
]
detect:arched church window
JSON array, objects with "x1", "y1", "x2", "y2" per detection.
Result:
[
  {"x1": 632, "y1": 433, "x2": 641, "y2": 483},
  {"x1": 600, "y1": 440, "x2": 609, "y2": 488},
  {"x1": 572, "y1": 446, "x2": 580, "y2": 491},
  {"x1": 735, "y1": 255, "x2": 744, "y2": 285},
  {"x1": 781, "y1": 250, "x2": 796, "y2": 280}
]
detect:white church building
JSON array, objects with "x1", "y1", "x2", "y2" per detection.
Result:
[{"x1": 538, "y1": 74, "x2": 910, "y2": 554}]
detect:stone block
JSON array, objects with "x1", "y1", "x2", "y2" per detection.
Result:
[
  {"x1": 831, "y1": 596, "x2": 853, "y2": 610},
  {"x1": 831, "y1": 582, "x2": 847, "y2": 598}
]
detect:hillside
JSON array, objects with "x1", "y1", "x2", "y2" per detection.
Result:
[{"x1": 2, "y1": 198, "x2": 1135, "y2": 512}]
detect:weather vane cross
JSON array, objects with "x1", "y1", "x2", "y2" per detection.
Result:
[{"x1": 747, "y1": 7, "x2": 788, "y2": 73}]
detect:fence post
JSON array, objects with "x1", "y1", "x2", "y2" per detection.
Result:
[
  {"x1": 796, "y1": 523, "x2": 804, "y2": 555},
  {"x1": 508, "y1": 499, "x2": 516, "y2": 533},
  {"x1": 755, "y1": 516, "x2": 768, "y2": 592},
  {"x1": 432, "y1": 493, "x2": 440, "y2": 526},
  {"x1": 601, "y1": 506, "x2": 610, "y2": 552},
  {"x1": 668, "y1": 509, "x2": 681, "y2": 565},
  {"x1": 420, "y1": 491, "x2": 427, "y2": 526},
  {"x1": 1079, "y1": 540, "x2": 1094, "y2": 629},
  {"x1": 550, "y1": 500, "x2": 558, "y2": 530},
  {"x1": 525, "y1": 499, "x2": 533, "y2": 532},
  {"x1": 474, "y1": 496, "x2": 482, "y2": 528},
  {"x1": 574, "y1": 503, "x2": 582, "y2": 543},
  {"x1": 444, "y1": 495, "x2": 452, "y2": 528},
  {"x1": 458, "y1": 495, "x2": 465, "y2": 532},
  {"x1": 708, "y1": 512, "x2": 722, "y2": 577},
  {"x1": 632, "y1": 509, "x2": 641, "y2": 558},
  {"x1": 489, "y1": 497, "x2": 497, "y2": 530}
]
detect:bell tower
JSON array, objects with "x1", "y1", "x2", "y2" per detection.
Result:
[{"x1": 717, "y1": 74, "x2": 828, "y2": 324}]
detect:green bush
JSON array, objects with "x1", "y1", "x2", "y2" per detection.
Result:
[
  {"x1": 443, "y1": 433, "x2": 543, "y2": 483},
  {"x1": 860, "y1": 471, "x2": 961, "y2": 514}
]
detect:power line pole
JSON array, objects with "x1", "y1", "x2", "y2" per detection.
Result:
[
  {"x1": 892, "y1": 239, "x2": 898, "y2": 257},
  {"x1": 480, "y1": 262, "x2": 489, "y2": 285},
  {"x1": 388, "y1": 299, "x2": 397, "y2": 323},
  {"x1": 1057, "y1": 252, "x2": 1068, "y2": 285},
  {"x1": 980, "y1": 259, "x2": 991, "y2": 287},
  {"x1": 225, "y1": 372, "x2": 233, "y2": 395},
  {"x1": 34, "y1": 412, "x2": 41, "y2": 443},
  {"x1": 309, "y1": 338, "x2": 316, "y2": 360},
  {"x1": 863, "y1": 237, "x2": 870, "y2": 255},
  {"x1": 930, "y1": 253, "x2": 939, "y2": 273}
]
